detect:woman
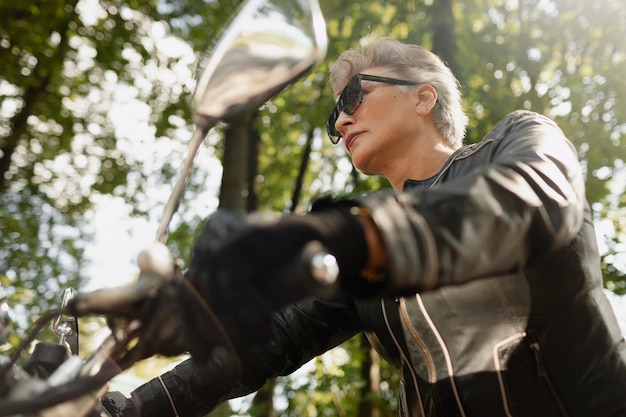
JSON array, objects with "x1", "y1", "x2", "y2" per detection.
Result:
[{"x1": 104, "y1": 38, "x2": 626, "y2": 417}]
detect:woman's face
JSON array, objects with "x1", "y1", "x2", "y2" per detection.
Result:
[{"x1": 334, "y1": 67, "x2": 421, "y2": 176}]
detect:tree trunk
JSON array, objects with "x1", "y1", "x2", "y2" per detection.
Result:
[
  {"x1": 357, "y1": 334, "x2": 381, "y2": 417},
  {"x1": 290, "y1": 126, "x2": 314, "y2": 213},
  {"x1": 246, "y1": 113, "x2": 260, "y2": 212},
  {"x1": 249, "y1": 378, "x2": 276, "y2": 417},
  {"x1": 217, "y1": 112, "x2": 276, "y2": 415},
  {"x1": 431, "y1": 0, "x2": 458, "y2": 75},
  {"x1": 218, "y1": 114, "x2": 253, "y2": 212}
]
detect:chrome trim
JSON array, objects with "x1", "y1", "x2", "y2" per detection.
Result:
[
  {"x1": 415, "y1": 294, "x2": 467, "y2": 417},
  {"x1": 382, "y1": 298, "x2": 427, "y2": 416},
  {"x1": 398, "y1": 297, "x2": 436, "y2": 382}
]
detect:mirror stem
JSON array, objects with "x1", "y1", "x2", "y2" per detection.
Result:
[{"x1": 155, "y1": 122, "x2": 215, "y2": 243}]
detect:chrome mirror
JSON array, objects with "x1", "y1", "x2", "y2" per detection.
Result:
[
  {"x1": 156, "y1": 0, "x2": 327, "y2": 241},
  {"x1": 194, "y1": 0, "x2": 327, "y2": 127}
]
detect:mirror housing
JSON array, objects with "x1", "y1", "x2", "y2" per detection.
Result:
[{"x1": 193, "y1": 0, "x2": 327, "y2": 128}]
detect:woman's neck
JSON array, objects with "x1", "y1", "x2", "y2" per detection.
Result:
[{"x1": 386, "y1": 140, "x2": 457, "y2": 191}]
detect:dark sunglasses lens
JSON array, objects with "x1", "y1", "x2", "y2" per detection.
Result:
[
  {"x1": 327, "y1": 108, "x2": 341, "y2": 144},
  {"x1": 341, "y1": 75, "x2": 362, "y2": 114},
  {"x1": 326, "y1": 75, "x2": 362, "y2": 143}
]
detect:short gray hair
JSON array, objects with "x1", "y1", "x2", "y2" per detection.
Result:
[{"x1": 329, "y1": 38, "x2": 468, "y2": 148}]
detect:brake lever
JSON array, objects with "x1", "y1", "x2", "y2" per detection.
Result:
[
  {"x1": 52, "y1": 288, "x2": 79, "y2": 356},
  {"x1": 67, "y1": 242, "x2": 175, "y2": 318}
]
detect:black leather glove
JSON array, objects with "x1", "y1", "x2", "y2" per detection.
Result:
[
  {"x1": 186, "y1": 207, "x2": 368, "y2": 342},
  {"x1": 142, "y1": 207, "x2": 366, "y2": 363},
  {"x1": 175, "y1": 210, "x2": 253, "y2": 362},
  {"x1": 90, "y1": 209, "x2": 368, "y2": 415}
]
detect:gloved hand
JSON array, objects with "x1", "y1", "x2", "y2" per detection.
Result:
[
  {"x1": 89, "y1": 208, "x2": 369, "y2": 416},
  {"x1": 130, "y1": 207, "x2": 368, "y2": 363},
  {"x1": 185, "y1": 207, "x2": 369, "y2": 341}
]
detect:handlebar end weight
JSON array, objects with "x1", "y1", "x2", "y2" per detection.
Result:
[{"x1": 297, "y1": 241, "x2": 339, "y2": 299}]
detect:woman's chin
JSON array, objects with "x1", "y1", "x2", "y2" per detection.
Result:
[{"x1": 353, "y1": 161, "x2": 376, "y2": 176}]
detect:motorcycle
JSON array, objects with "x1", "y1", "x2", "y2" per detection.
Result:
[{"x1": 0, "y1": 0, "x2": 337, "y2": 415}]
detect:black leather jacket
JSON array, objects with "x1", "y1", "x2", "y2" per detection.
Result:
[{"x1": 132, "y1": 110, "x2": 626, "y2": 417}]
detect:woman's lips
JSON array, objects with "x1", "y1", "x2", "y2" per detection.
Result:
[{"x1": 345, "y1": 131, "x2": 363, "y2": 151}]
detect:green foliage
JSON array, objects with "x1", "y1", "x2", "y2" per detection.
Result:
[
  {"x1": 0, "y1": 0, "x2": 201, "y2": 332},
  {"x1": 275, "y1": 337, "x2": 399, "y2": 417}
]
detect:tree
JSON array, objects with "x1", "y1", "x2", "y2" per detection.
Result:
[
  {"x1": 0, "y1": 0, "x2": 192, "y2": 326},
  {"x1": 0, "y1": 0, "x2": 242, "y2": 327}
]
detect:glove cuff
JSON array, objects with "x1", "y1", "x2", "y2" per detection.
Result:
[
  {"x1": 329, "y1": 206, "x2": 389, "y2": 297},
  {"x1": 348, "y1": 191, "x2": 437, "y2": 297}
]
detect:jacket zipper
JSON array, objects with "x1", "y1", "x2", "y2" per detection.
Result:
[{"x1": 527, "y1": 334, "x2": 571, "y2": 417}]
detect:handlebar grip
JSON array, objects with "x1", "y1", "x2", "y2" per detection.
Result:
[{"x1": 267, "y1": 241, "x2": 339, "y2": 307}]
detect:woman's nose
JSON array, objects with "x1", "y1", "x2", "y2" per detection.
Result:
[{"x1": 335, "y1": 110, "x2": 354, "y2": 136}]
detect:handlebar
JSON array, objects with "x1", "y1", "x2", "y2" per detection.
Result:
[{"x1": 0, "y1": 240, "x2": 338, "y2": 416}]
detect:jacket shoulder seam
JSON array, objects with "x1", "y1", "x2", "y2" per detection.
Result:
[{"x1": 454, "y1": 138, "x2": 495, "y2": 161}]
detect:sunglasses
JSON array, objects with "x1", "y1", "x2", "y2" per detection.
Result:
[{"x1": 326, "y1": 73, "x2": 417, "y2": 144}]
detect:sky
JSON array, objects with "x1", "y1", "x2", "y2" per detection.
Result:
[{"x1": 605, "y1": 290, "x2": 626, "y2": 335}]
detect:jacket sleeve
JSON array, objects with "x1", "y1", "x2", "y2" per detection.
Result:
[
  {"x1": 130, "y1": 291, "x2": 360, "y2": 417},
  {"x1": 350, "y1": 110, "x2": 586, "y2": 295}
]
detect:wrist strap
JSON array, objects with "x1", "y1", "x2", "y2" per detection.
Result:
[{"x1": 350, "y1": 206, "x2": 388, "y2": 283}]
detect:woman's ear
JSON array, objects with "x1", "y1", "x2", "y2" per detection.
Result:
[{"x1": 414, "y1": 84, "x2": 438, "y2": 116}]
